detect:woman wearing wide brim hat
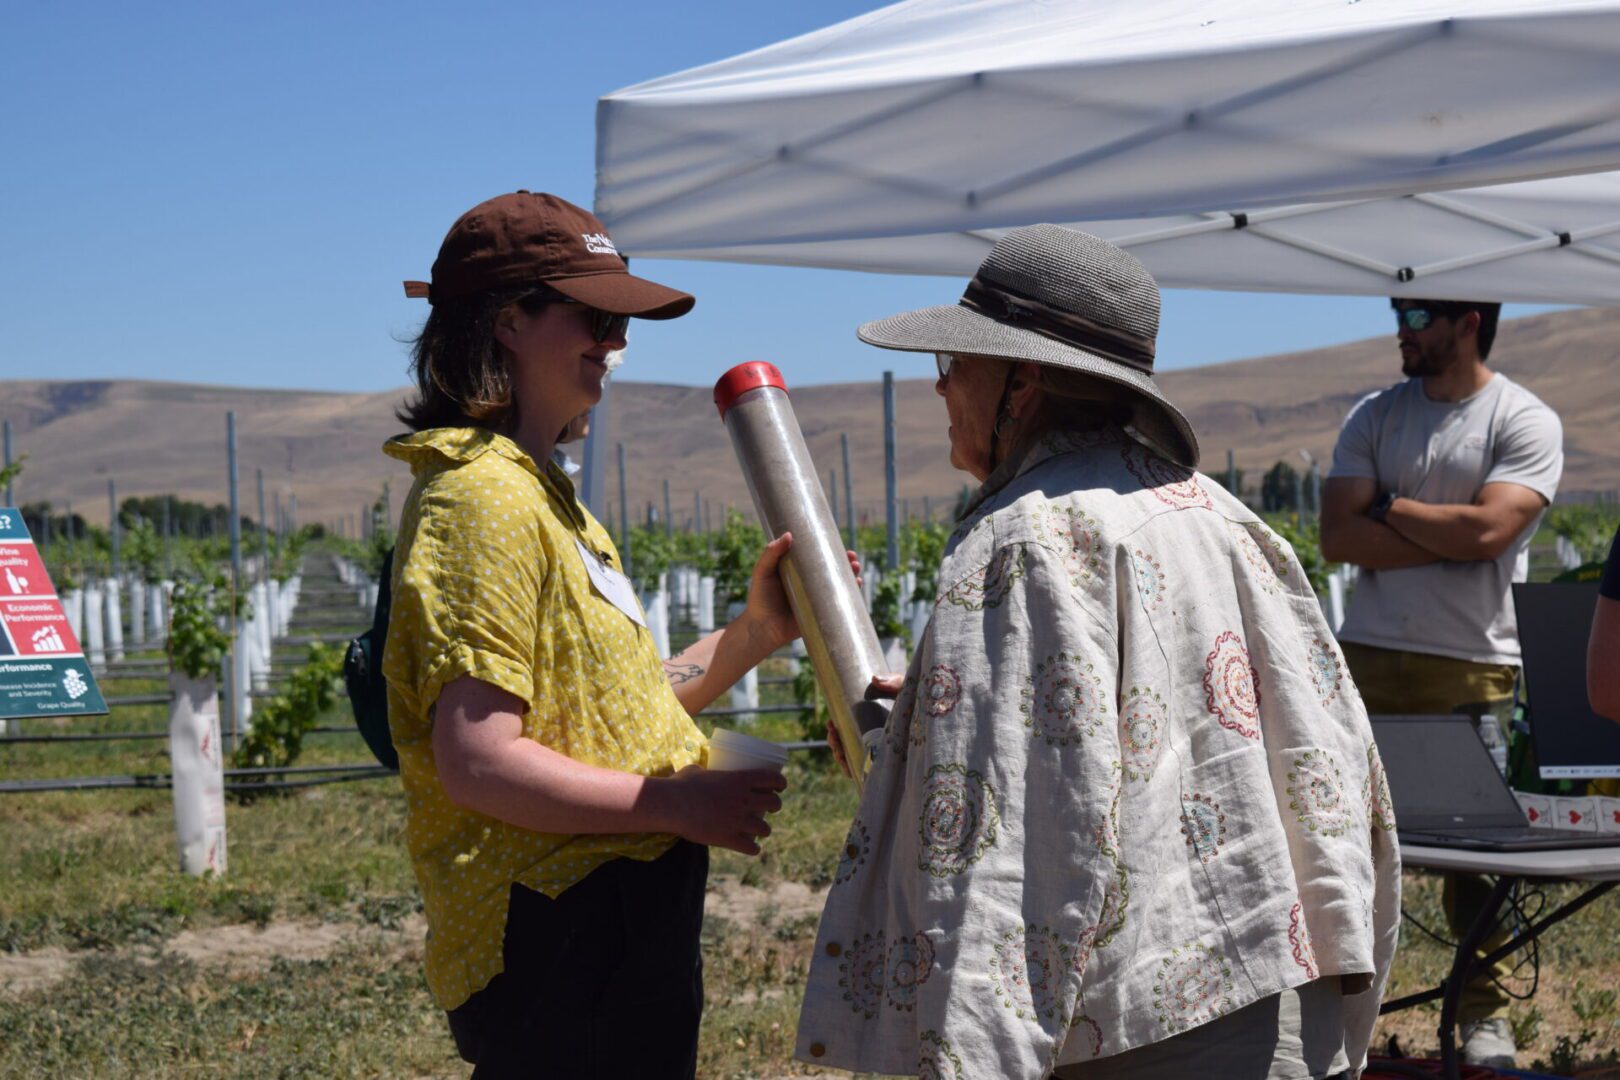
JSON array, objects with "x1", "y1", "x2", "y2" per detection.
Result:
[
  {"x1": 383, "y1": 191, "x2": 851, "y2": 1079},
  {"x1": 794, "y1": 225, "x2": 1399, "y2": 1080},
  {"x1": 858, "y1": 222, "x2": 1200, "y2": 473}
]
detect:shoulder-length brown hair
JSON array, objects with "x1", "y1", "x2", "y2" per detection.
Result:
[{"x1": 397, "y1": 288, "x2": 547, "y2": 432}]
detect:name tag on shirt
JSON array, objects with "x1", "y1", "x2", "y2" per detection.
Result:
[{"x1": 574, "y1": 538, "x2": 647, "y2": 629}]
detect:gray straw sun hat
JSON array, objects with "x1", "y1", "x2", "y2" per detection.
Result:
[{"x1": 858, "y1": 224, "x2": 1200, "y2": 469}]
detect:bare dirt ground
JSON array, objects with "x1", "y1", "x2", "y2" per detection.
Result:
[
  {"x1": 0, "y1": 915, "x2": 429, "y2": 999},
  {"x1": 706, "y1": 876, "x2": 828, "y2": 928},
  {"x1": 0, "y1": 875, "x2": 812, "y2": 1000}
]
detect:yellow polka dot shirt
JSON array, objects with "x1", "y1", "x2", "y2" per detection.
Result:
[{"x1": 381, "y1": 427, "x2": 706, "y2": 1010}]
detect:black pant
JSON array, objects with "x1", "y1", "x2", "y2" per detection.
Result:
[{"x1": 447, "y1": 841, "x2": 710, "y2": 1079}]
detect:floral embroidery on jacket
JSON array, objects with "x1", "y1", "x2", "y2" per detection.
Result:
[
  {"x1": 1033, "y1": 503, "x2": 1103, "y2": 584},
  {"x1": 1288, "y1": 749, "x2": 1353, "y2": 837},
  {"x1": 939, "y1": 546, "x2": 1027, "y2": 610},
  {"x1": 835, "y1": 819, "x2": 871, "y2": 885},
  {"x1": 1122, "y1": 440, "x2": 1211, "y2": 510},
  {"x1": 1288, "y1": 901, "x2": 1319, "y2": 978},
  {"x1": 1180, "y1": 792, "x2": 1227, "y2": 863},
  {"x1": 1021, "y1": 652, "x2": 1109, "y2": 747},
  {"x1": 1204, "y1": 631, "x2": 1262, "y2": 740},
  {"x1": 918, "y1": 764, "x2": 1000, "y2": 877},
  {"x1": 922, "y1": 664, "x2": 962, "y2": 717},
  {"x1": 838, "y1": 931, "x2": 886, "y2": 1019},
  {"x1": 1152, "y1": 940, "x2": 1235, "y2": 1034},
  {"x1": 1308, "y1": 638, "x2": 1344, "y2": 707},
  {"x1": 886, "y1": 931, "x2": 936, "y2": 1011},
  {"x1": 1132, "y1": 547, "x2": 1167, "y2": 611},
  {"x1": 1233, "y1": 520, "x2": 1291, "y2": 589},
  {"x1": 988, "y1": 924, "x2": 1073, "y2": 1022},
  {"x1": 1067, "y1": 1014, "x2": 1105, "y2": 1060},
  {"x1": 1093, "y1": 771, "x2": 1130, "y2": 948},
  {"x1": 918, "y1": 1031, "x2": 965, "y2": 1079},
  {"x1": 1120, "y1": 685, "x2": 1167, "y2": 780},
  {"x1": 1364, "y1": 743, "x2": 1397, "y2": 832}
]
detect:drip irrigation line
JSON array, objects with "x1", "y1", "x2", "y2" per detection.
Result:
[
  {"x1": 0, "y1": 730, "x2": 171, "y2": 744},
  {"x1": 0, "y1": 762, "x2": 397, "y2": 795},
  {"x1": 1, "y1": 728, "x2": 359, "y2": 746},
  {"x1": 223, "y1": 763, "x2": 396, "y2": 777},
  {"x1": 225, "y1": 771, "x2": 394, "y2": 793}
]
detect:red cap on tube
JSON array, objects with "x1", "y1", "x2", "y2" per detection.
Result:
[{"x1": 714, "y1": 361, "x2": 788, "y2": 419}]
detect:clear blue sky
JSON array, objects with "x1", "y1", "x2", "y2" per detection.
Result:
[{"x1": 0, "y1": 1, "x2": 1561, "y2": 393}]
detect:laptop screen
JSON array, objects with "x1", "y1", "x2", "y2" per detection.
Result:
[
  {"x1": 1514, "y1": 582, "x2": 1620, "y2": 779},
  {"x1": 1370, "y1": 716, "x2": 1527, "y2": 831}
]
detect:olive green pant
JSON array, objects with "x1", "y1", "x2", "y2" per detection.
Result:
[{"x1": 1341, "y1": 642, "x2": 1519, "y2": 1024}]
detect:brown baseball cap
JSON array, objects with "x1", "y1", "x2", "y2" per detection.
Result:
[{"x1": 403, "y1": 191, "x2": 694, "y2": 318}]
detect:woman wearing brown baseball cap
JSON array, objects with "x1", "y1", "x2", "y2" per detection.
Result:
[{"x1": 382, "y1": 192, "x2": 837, "y2": 1078}]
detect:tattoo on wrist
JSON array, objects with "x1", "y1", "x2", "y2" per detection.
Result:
[{"x1": 662, "y1": 661, "x2": 705, "y2": 685}]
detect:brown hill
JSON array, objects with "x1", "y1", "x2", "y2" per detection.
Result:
[{"x1": 1, "y1": 306, "x2": 1615, "y2": 533}]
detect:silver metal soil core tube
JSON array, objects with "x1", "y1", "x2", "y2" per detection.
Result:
[{"x1": 715, "y1": 362, "x2": 889, "y2": 789}]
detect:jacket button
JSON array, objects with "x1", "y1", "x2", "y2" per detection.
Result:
[
  {"x1": 810, "y1": 1043, "x2": 826, "y2": 1058},
  {"x1": 825, "y1": 942, "x2": 842, "y2": 957}
]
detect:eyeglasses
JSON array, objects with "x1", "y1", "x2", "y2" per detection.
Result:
[
  {"x1": 936, "y1": 352, "x2": 956, "y2": 380},
  {"x1": 1396, "y1": 307, "x2": 1434, "y2": 332},
  {"x1": 527, "y1": 285, "x2": 630, "y2": 344}
]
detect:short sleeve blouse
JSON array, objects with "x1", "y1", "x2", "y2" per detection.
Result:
[{"x1": 381, "y1": 427, "x2": 706, "y2": 1010}]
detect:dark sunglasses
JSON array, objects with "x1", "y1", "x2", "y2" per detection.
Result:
[
  {"x1": 527, "y1": 285, "x2": 630, "y2": 344},
  {"x1": 1396, "y1": 307, "x2": 1434, "y2": 332},
  {"x1": 936, "y1": 352, "x2": 956, "y2": 380}
]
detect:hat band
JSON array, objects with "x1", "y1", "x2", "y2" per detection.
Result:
[{"x1": 958, "y1": 277, "x2": 1156, "y2": 375}]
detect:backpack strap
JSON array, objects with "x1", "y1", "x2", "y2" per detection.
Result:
[{"x1": 343, "y1": 547, "x2": 399, "y2": 771}]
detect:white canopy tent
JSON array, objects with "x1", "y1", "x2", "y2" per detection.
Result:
[
  {"x1": 595, "y1": 0, "x2": 1620, "y2": 303},
  {"x1": 599, "y1": 172, "x2": 1620, "y2": 304}
]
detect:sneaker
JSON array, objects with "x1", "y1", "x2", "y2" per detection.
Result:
[{"x1": 1460, "y1": 1017, "x2": 1517, "y2": 1069}]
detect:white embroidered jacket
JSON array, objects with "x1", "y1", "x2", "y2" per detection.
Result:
[{"x1": 795, "y1": 428, "x2": 1401, "y2": 1079}]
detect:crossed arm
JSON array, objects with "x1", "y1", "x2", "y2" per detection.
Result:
[{"x1": 1320, "y1": 476, "x2": 1547, "y2": 569}]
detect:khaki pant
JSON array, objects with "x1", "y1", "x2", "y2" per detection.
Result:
[{"x1": 1341, "y1": 642, "x2": 1519, "y2": 1024}]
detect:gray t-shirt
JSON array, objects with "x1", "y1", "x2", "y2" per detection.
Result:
[{"x1": 1330, "y1": 373, "x2": 1563, "y2": 666}]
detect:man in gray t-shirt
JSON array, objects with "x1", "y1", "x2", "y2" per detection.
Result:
[{"x1": 1322, "y1": 297, "x2": 1563, "y2": 1069}]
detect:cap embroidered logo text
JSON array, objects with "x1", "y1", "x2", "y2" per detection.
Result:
[{"x1": 582, "y1": 232, "x2": 619, "y2": 256}]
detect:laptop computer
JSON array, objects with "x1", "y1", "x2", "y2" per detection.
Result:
[
  {"x1": 1514, "y1": 581, "x2": 1620, "y2": 780},
  {"x1": 1370, "y1": 715, "x2": 1620, "y2": 852}
]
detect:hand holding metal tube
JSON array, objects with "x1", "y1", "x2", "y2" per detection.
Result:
[
  {"x1": 715, "y1": 362, "x2": 893, "y2": 790},
  {"x1": 829, "y1": 671, "x2": 907, "y2": 778}
]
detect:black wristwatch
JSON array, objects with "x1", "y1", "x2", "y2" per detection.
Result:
[{"x1": 1368, "y1": 491, "x2": 1397, "y2": 523}]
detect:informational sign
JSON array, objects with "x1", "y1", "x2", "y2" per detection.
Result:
[{"x1": 0, "y1": 508, "x2": 108, "y2": 719}]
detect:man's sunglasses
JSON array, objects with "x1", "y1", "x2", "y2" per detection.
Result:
[
  {"x1": 1396, "y1": 307, "x2": 1435, "y2": 332},
  {"x1": 936, "y1": 352, "x2": 956, "y2": 380},
  {"x1": 527, "y1": 285, "x2": 630, "y2": 344}
]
